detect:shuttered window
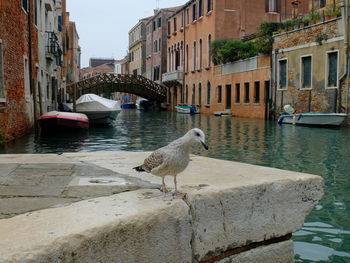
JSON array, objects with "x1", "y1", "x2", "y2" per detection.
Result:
[
  {"x1": 22, "y1": 0, "x2": 29, "y2": 13},
  {"x1": 278, "y1": 59, "x2": 287, "y2": 89},
  {"x1": 244, "y1": 83, "x2": 250, "y2": 103},
  {"x1": 207, "y1": 82, "x2": 211, "y2": 104},
  {"x1": 301, "y1": 56, "x2": 312, "y2": 89},
  {"x1": 327, "y1": 52, "x2": 338, "y2": 88},
  {"x1": 235, "y1": 83, "x2": 240, "y2": 103}
]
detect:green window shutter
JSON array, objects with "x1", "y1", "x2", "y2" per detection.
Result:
[
  {"x1": 302, "y1": 56, "x2": 312, "y2": 88},
  {"x1": 328, "y1": 52, "x2": 338, "y2": 87}
]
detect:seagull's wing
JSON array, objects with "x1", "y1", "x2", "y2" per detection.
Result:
[{"x1": 142, "y1": 151, "x2": 164, "y2": 172}]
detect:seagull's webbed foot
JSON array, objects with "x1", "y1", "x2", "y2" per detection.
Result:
[
  {"x1": 173, "y1": 191, "x2": 187, "y2": 199},
  {"x1": 160, "y1": 185, "x2": 170, "y2": 193}
]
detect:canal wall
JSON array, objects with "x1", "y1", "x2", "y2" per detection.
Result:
[{"x1": 0, "y1": 152, "x2": 324, "y2": 263}]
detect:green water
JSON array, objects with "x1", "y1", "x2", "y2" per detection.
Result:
[{"x1": 1, "y1": 110, "x2": 349, "y2": 263}]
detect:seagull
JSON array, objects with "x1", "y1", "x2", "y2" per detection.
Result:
[{"x1": 133, "y1": 128, "x2": 209, "y2": 199}]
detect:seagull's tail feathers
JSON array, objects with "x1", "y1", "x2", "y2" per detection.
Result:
[{"x1": 133, "y1": 165, "x2": 146, "y2": 172}]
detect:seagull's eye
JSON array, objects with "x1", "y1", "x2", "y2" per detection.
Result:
[{"x1": 196, "y1": 132, "x2": 200, "y2": 136}]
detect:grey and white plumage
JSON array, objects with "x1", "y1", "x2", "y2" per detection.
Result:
[{"x1": 133, "y1": 128, "x2": 208, "y2": 198}]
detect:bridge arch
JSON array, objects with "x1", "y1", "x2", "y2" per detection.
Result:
[{"x1": 67, "y1": 73, "x2": 167, "y2": 102}]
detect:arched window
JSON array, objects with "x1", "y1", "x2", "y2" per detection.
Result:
[
  {"x1": 185, "y1": 85, "x2": 189, "y2": 104},
  {"x1": 192, "y1": 41, "x2": 196, "y2": 71},
  {"x1": 207, "y1": 34, "x2": 212, "y2": 67},
  {"x1": 207, "y1": 81, "x2": 211, "y2": 104},
  {"x1": 185, "y1": 44, "x2": 189, "y2": 72},
  {"x1": 199, "y1": 39, "x2": 203, "y2": 70},
  {"x1": 198, "y1": 83, "x2": 202, "y2": 105},
  {"x1": 192, "y1": 84, "x2": 196, "y2": 105}
]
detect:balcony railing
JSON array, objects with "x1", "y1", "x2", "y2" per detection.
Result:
[
  {"x1": 46, "y1": 31, "x2": 62, "y2": 66},
  {"x1": 162, "y1": 70, "x2": 183, "y2": 85}
]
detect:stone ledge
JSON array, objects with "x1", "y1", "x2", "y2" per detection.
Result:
[{"x1": 0, "y1": 152, "x2": 324, "y2": 262}]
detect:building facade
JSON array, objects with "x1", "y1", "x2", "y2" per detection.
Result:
[
  {"x1": 146, "y1": 7, "x2": 182, "y2": 83},
  {"x1": 0, "y1": 0, "x2": 39, "y2": 142},
  {"x1": 272, "y1": 15, "x2": 349, "y2": 118},
  {"x1": 163, "y1": 0, "x2": 286, "y2": 118},
  {"x1": 129, "y1": 17, "x2": 151, "y2": 77},
  {"x1": 0, "y1": 0, "x2": 80, "y2": 142}
]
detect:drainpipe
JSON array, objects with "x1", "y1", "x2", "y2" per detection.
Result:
[
  {"x1": 182, "y1": 15, "x2": 186, "y2": 106},
  {"x1": 28, "y1": 0, "x2": 38, "y2": 133},
  {"x1": 339, "y1": 0, "x2": 349, "y2": 113}
]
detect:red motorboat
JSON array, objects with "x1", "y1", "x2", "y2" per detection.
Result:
[{"x1": 38, "y1": 111, "x2": 89, "y2": 130}]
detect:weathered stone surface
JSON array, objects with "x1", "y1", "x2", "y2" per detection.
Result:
[
  {"x1": 217, "y1": 240, "x2": 294, "y2": 263},
  {"x1": 0, "y1": 189, "x2": 192, "y2": 263},
  {"x1": 66, "y1": 152, "x2": 323, "y2": 262}
]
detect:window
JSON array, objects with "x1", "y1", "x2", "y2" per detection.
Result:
[
  {"x1": 185, "y1": 85, "x2": 189, "y2": 104},
  {"x1": 235, "y1": 83, "x2": 240, "y2": 103},
  {"x1": 34, "y1": 0, "x2": 38, "y2": 25},
  {"x1": 192, "y1": 3, "x2": 197, "y2": 21},
  {"x1": 207, "y1": 0, "x2": 213, "y2": 12},
  {"x1": 207, "y1": 34, "x2": 212, "y2": 67},
  {"x1": 207, "y1": 81, "x2": 211, "y2": 104},
  {"x1": 181, "y1": 12, "x2": 184, "y2": 28},
  {"x1": 167, "y1": 20, "x2": 171, "y2": 35},
  {"x1": 153, "y1": 66, "x2": 160, "y2": 81},
  {"x1": 267, "y1": 0, "x2": 277, "y2": 12},
  {"x1": 186, "y1": 8, "x2": 190, "y2": 25},
  {"x1": 185, "y1": 45, "x2": 189, "y2": 72},
  {"x1": 192, "y1": 41, "x2": 196, "y2": 71},
  {"x1": 327, "y1": 51, "x2": 338, "y2": 88},
  {"x1": 217, "y1": 85, "x2": 222, "y2": 103},
  {"x1": 58, "y1": 16, "x2": 62, "y2": 31},
  {"x1": 192, "y1": 84, "x2": 196, "y2": 105},
  {"x1": 198, "y1": 0, "x2": 203, "y2": 17},
  {"x1": 301, "y1": 56, "x2": 312, "y2": 89},
  {"x1": 173, "y1": 17, "x2": 177, "y2": 32},
  {"x1": 198, "y1": 83, "x2": 202, "y2": 105},
  {"x1": 157, "y1": 17, "x2": 162, "y2": 28},
  {"x1": 319, "y1": 0, "x2": 326, "y2": 8},
  {"x1": 153, "y1": 21, "x2": 156, "y2": 31},
  {"x1": 254, "y1": 81, "x2": 260, "y2": 103},
  {"x1": 22, "y1": 0, "x2": 29, "y2": 13},
  {"x1": 0, "y1": 41, "x2": 5, "y2": 101},
  {"x1": 278, "y1": 59, "x2": 287, "y2": 90},
  {"x1": 199, "y1": 39, "x2": 202, "y2": 70},
  {"x1": 244, "y1": 83, "x2": 250, "y2": 103}
]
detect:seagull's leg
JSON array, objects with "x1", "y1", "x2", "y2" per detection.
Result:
[
  {"x1": 173, "y1": 174, "x2": 186, "y2": 199},
  {"x1": 160, "y1": 176, "x2": 169, "y2": 193}
]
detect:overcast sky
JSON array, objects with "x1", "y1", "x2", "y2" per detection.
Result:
[{"x1": 66, "y1": 0, "x2": 186, "y2": 68}]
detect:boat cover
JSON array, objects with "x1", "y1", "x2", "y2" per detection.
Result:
[
  {"x1": 76, "y1": 94, "x2": 121, "y2": 112},
  {"x1": 39, "y1": 111, "x2": 88, "y2": 120}
]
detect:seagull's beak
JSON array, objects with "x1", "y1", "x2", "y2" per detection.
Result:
[{"x1": 201, "y1": 140, "x2": 209, "y2": 150}]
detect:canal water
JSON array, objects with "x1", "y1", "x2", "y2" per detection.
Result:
[{"x1": 1, "y1": 110, "x2": 349, "y2": 263}]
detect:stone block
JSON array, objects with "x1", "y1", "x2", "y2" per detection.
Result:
[
  {"x1": 217, "y1": 240, "x2": 294, "y2": 263},
  {"x1": 0, "y1": 189, "x2": 192, "y2": 263}
]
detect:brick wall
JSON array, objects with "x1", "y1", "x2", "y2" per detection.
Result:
[{"x1": 0, "y1": 1, "x2": 38, "y2": 142}]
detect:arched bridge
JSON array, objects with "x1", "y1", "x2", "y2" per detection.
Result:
[{"x1": 67, "y1": 73, "x2": 167, "y2": 102}]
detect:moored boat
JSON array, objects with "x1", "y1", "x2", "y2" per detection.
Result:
[
  {"x1": 38, "y1": 111, "x2": 89, "y2": 130},
  {"x1": 76, "y1": 94, "x2": 121, "y2": 125},
  {"x1": 278, "y1": 113, "x2": 347, "y2": 127},
  {"x1": 175, "y1": 105, "x2": 199, "y2": 114}
]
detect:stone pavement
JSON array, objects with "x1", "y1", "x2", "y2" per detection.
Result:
[{"x1": 0, "y1": 154, "x2": 158, "y2": 219}]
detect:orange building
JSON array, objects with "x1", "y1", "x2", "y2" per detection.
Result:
[{"x1": 163, "y1": 0, "x2": 309, "y2": 119}]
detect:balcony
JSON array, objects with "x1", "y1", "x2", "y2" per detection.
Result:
[
  {"x1": 46, "y1": 31, "x2": 62, "y2": 66},
  {"x1": 162, "y1": 69, "x2": 183, "y2": 85}
]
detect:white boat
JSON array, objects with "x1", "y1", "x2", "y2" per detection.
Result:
[
  {"x1": 175, "y1": 106, "x2": 200, "y2": 114},
  {"x1": 76, "y1": 94, "x2": 121, "y2": 125},
  {"x1": 136, "y1": 98, "x2": 151, "y2": 110},
  {"x1": 278, "y1": 113, "x2": 347, "y2": 126}
]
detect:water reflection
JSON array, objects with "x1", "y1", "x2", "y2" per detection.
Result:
[{"x1": 0, "y1": 110, "x2": 349, "y2": 263}]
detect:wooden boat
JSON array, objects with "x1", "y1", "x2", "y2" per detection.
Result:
[
  {"x1": 175, "y1": 106, "x2": 200, "y2": 114},
  {"x1": 38, "y1": 111, "x2": 89, "y2": 130},
  {"x1": 76, "y1": 94, "x2": 121, "y2": 125},
  {"x1": 278, "y1": 113, "x2": 347, "y2": 127}
]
